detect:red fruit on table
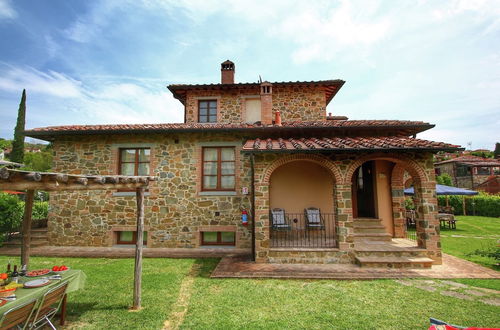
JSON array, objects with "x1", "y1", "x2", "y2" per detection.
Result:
[{"x1": 52, "y1": 266, "x2": 60, "y2": 271}]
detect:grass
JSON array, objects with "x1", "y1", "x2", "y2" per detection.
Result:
[
  {"x1": 0, "y1": 215, "x2": 498, "y2": 329},
  {"x1": 440, "y1": 216, "x2": 499, "y2": 271},
  {"x1": 0, "y1": 256, "x2": 194, "y2": 329},
  {"x1": 0, "y1": 255, "x2": 498, "y2": 329}
]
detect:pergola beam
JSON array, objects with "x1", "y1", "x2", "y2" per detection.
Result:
[
  {"x1": 0, "y1": 167, "x2": 155, "y2": 309},
  {"x1": 0, "y1": 169, "x2": 155, "y2": 191}
]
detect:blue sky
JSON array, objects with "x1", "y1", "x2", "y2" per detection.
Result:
[{"x1": 0, "y1": 0, "x2": 499, "y2": 149}]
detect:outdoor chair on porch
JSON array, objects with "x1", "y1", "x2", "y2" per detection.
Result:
[
  {"x1": 271, "y1": 208, "x2": 291, "y2": 230},
  {"x1": 0, "y1": 299, "x2": 38, "y2": 330},
  {"x1": 304, "y1": 207, "x2": 325, "y2": 230},
  {"x1": 29, "y1": 281, "x2": 69, "y2": 330}
]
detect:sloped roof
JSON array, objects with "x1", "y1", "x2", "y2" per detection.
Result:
[
  {"x1": 242, "y1": 136, "x2": 461, "y2": 153},
  {"x1": 167, "y1": 80, "x2": 345, "y2": 105},
  {"x1": 25, "y1": 120, "x2": 435, "y2": 141},
  {"x1": 435, "y1": 155, "x2": 500, "y2": 166}
]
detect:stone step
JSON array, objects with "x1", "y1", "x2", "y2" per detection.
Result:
[
  {"x1": 353, "y1": 222, "x2": 386, "y2": 228},
  {"x1": 353, "y1": 233, "x2": 392, "y2": 241},
  {"x1": 353, "y1": 227, "x2": 387, "y2": 234},
  {"x1": 355, "y1": 256, "x2": 434, "y2": 268},
  {"x1": 353, "y1": 218, "x2": 382, "y2": 224},
  {"x1": 354, "y1": 250, "x2": 429, "y2": 258},
  {"x1": 31, "y1": 228, "x2": 48, "y2": 233}
]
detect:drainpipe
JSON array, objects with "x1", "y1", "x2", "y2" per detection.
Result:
[{"x1": 250, "y1": 153, "x2": 256, "y2": 261}]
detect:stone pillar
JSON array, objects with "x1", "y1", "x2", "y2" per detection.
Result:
[
  {"x1": 391, "y1": 187, "x2": 406, "y2": 238},
  {"x1": 254, "y1": 181, "x2": 270, "y2": 263},
  {"x1": 335, "y1": 184, "x2": 354, "y2": 250},
  {"x1": 414, "y1": 158, "x2": 442, "y2": 264}
]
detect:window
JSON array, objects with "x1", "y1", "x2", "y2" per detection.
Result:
[
  {"x1": 456, "y1": 165, "x2": 471, "y2": 177},
  {"x1": 476, "y1": 167, "x2": 491, "y2": 175},
  {"x1": 116, "y1": 231, "x2": 147, "y2": 245},
  {"x1": 201, "y1": 231, "x2": 235, "y2": 246},
  {"x1": 198, "y1": 100, "x2": 217, "y2": 123},
  {"x1": 119, "y1": 148, "x2": 150, "y2": 176},
  {"x1": 245, "y1": 98, "x2": 261, "y2": 123},
  {"x1": 202, "y1": 147, "x2": 235, "y2": 191}
]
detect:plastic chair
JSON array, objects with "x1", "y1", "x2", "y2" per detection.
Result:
[
  {"x1": 29, "y1": 281, "x2": 69, "y2": 330},
  {"x1": 0, "y1": 299, "x2": 38, "y2": 330}
]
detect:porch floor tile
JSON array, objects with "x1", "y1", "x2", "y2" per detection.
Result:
[{"x1": 211, "y1": 254, "x2": 500, "y2": 280}]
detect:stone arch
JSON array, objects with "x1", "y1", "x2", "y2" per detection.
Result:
[
  {"x1": 262, "y1": 153, "x2": 342, "y2": 185},
  {"x1": 344, "y1": 153, "x2": 428, "y2": 186}
]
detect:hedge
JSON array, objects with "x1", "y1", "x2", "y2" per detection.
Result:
[
  {"x1": 437, "y1": 192, "x2": 500, "y2": 217},
  {"x1": 0, "y1": 193, "x2": 48, "y2": 243}
]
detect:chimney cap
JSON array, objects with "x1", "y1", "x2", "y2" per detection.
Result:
[{"x1": 221, "y1": 60, "x2": 235, "y2": 71}]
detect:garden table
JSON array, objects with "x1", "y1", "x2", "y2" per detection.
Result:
[
  {"x1": 0, "y1": 269, "x2": 86, "y2": 325},
  {"x1": 438, "y1": 213, "x2": 456, "y2": 229}
]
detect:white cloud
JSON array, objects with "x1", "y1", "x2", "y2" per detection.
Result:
[
  {"x1": 0, "y1": 0, "x2": 17, "y2": 19},
  {"x1": 0, "y1": 66, "x2": 82, "y2": 98},
  {"x1": 0, "y1": 65, "x2": 184, "y2": 128},
  {"x1": 62, "y1": 1, "x2": 125, "y2": 43}
]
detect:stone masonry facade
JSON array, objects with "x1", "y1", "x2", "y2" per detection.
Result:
[
  {"x1": 251, "y1": 152, "x2": 441, "y2": 264},
  {"x1": 49, "y1": 133, "x2": 253, "y2": 249},
  {"x1": 184, "y1": 85, "x2": 327, "y2": 124}
]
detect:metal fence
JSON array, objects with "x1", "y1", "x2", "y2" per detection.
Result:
[{"x1": 270, "y1": 212, "x2": 336, "y2": 248}]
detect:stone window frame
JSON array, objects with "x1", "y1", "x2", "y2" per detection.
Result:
[
  {"x1": 196, "y1": 225, "x2": 240, "y2": 248},
  {"x1": 240, "y1": 94, "x2": 261, "y2": 124},
  {"x1": 109, "y1": 225, "x2": 151, "y2": 247},
  {"x1": 194, "y1": 96, "x2": 221, "y2": 123},
  {"x1": 196, "y1": 142, "x2": 242, "y2": 196},
  {"x1": 111, "y1": 143, "x2": 156, "y2": 197}
]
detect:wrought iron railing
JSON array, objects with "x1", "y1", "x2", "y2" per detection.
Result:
[{"x1": 270, "y1": 212, "x2": 336, "y2": 248}]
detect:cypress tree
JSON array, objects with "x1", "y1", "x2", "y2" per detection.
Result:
[
  {"x1": 494, "y1": 142, "x2": 500, "y2": 159},
  {"x1": 10, "y1": 89, "x2": 26, "y2": 163}
]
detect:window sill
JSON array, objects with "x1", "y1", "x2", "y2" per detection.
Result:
[
  {"x1": 199, "y1": 191, "x2": 237, "y2": 196},
  {"x1": 112, "y1": 191, "x2": 151, "y2": 197}
]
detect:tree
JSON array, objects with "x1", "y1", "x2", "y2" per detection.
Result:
[
  {"x1": 495, "y1": 143, "x2": 500, "y2": 159},
  {"x1": 10, "y1": 89, "x2": 26, "y2": 163},
  {"x1": 436, "y1": 173, "x2": 453, "y2": 186}
]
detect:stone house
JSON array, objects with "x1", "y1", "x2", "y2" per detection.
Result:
[
  {"x1": 26, "y1": 61, "x2": 461, "y2": 267},
  {"x1": 434, "y1": 155, "x2": 500, "y2": 193}
]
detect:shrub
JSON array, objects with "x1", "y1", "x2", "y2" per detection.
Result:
[
  {"x1": 438, "y1": 192, "x2": 500, "y2": 217},
  {"x1": 0, "y1": 193, "x2": 23, "y2": 242},
  {"x1": 436, "y1": 174, "x2": 453, "y2": 186}
]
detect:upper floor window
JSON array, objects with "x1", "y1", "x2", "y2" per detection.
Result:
[
  {"x1": 119, "y1": 148, "x2": 150, "y2": 176},
  {"x1": 202, "y1": 147, "x2": 235, "y2": 191},
  {"x1": 198, "y1": 100, "x2": 217, "y2": 123}
]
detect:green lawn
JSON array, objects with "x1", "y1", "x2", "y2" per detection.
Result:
[
  {"x1": 440, "y1": 216, "x2": 499, "y2": 271},
  {"x1": 1, "y1": 256, "x2": 499, "y2": 329}
]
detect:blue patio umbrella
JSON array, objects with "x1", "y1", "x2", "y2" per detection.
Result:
[{"x1": 404, "y1": 184, "x2": 478, "y2": 196}]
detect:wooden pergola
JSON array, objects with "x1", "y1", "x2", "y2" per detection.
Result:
[{"x1": 0, "y1": 167, "x2": 155, "y2": 309}]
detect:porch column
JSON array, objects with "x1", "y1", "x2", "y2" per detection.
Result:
[
  {"x1": 415, "y1": 172, "x2": 442, "y2": 264},
  {"x1": 335, "y1": 184, "x2": 354, "y2": 250},
  {"x1": 391, "y1": 186, "x2": 406, "y2": 238},
  {"x1": 254, "y1": 181, "x2": 270, "y2": 263}
]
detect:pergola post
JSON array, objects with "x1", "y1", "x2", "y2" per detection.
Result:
[
  {"x1": 21, "y1": 189, "x2": 35, "y2": 267},
  {"x1": 133, "y1": 187, "x2": 145, "y2": 309}
]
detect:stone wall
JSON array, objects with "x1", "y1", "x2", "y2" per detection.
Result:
[
  {"x1": 49, "y1": 133, "x2": 253, "y2": 249},
  {"x1": 184, "y1": 86, "x2": 327, "y2": 124}
]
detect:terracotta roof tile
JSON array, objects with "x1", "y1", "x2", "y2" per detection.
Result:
[
  {"x1": 242, "y1": 136, "x2": 461, "y2": 152},
  {"x1": 435, "y1": 155, "x2": 500, "y2": 165},
  {"x1": 26, "y1": 120, "x2": 432, "y2": 136}
]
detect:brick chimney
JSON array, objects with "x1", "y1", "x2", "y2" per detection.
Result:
[
  {"x1": 221, "y1": 60, "x2": 235, "y2": 84},
  {"x1": 260, "y1": 81, "x2": 273, "y2": 125}
]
